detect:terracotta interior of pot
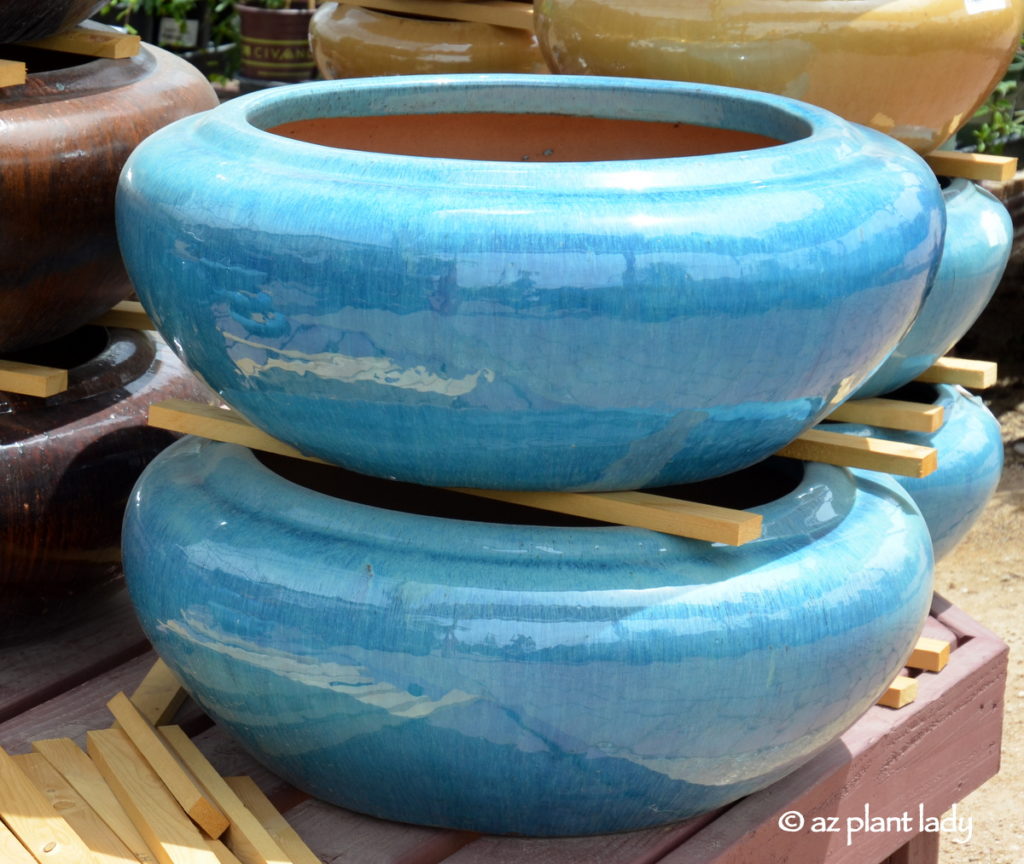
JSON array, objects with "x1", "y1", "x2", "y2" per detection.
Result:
[
  {"x1": 0, "y1": 44, "x2": 92, "y2": 73},
  {"x1": 256, "y1": 452, "x2": 804, "y2": 527},
  {"x1": 2, "y1": 326, "x2": 108, "y2": 370},
  {"x1": 267, "y1": 113, "x2": 783, "y2": 161}
]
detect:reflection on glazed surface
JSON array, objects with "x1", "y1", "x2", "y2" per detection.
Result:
[
  {"x1": 534, "y1": 0, "x2": 1024, "y2": 153},
  {"x1": 124, "y1": 438, "x2": 934, "y2": 835},
  {"x1": 117, "y1": 75, "x2": 943, "y2": 491}
]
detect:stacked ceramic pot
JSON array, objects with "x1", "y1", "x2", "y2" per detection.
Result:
[{"x1": 0, "y1": 26, "x2": 219, "y2": 639}]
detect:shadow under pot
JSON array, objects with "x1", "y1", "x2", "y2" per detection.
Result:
[
  {"x1": 118, "y1": 74, "x2": 944, "y2": 491},
  {"x1": 0, "y1": 42, "x2": 218, "y2": 354},
  {"x1": 123, "y1": 440, "x2": 934, "y2": 836},
  {"x1": 0, "y1": 0, "x2": 103, "y2": 43},
  {"x1": 0, "y1": 326, "x2": 212, "y2": 643},
  {"x1": 826, "y1": 382, "x2": 1002, "y2": 561},
  {"x1": 309, "y1": 2, "x2": 549, "y2": 78},
  {"x1": 855, "y1": 178, "x2": 1013, "y2": 399}
]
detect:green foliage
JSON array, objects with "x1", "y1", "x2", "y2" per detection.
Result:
[{"x1": 965, "y1": 36, "x2": 1024, "y2": 153}]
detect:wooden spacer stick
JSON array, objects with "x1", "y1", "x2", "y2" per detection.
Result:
[
  {"x1": 0, "y1": 359, "x2": 69, "y2": 398},
  {"x1": 345, "y1": 0, "x2": 534, "y2": 29},
  {"x1": 106, "y1": 693, "x2": 229, "y2": 840},
  {"x1": 915, "y1": 356, "x2": 998, "y2": 389},
  {"x1": 222, "y1": 779, "x2": 318, "y2": 864},
  {"x1": 827, "y1": 397, "x2": 943, "y2": 433},
  {"x1": 146, "y1": 399, "x2": 762, "y2": 544},
  {"x1": 876, "y1": 675, "x2": 918, "y2": 709},
  {"x1": 777, "y1": 428, "x2": 937, "y2": 478},
  {"x1": 923, "y1": 149, "x2": 1017, "y2": 183},
  {"x1": 21, "y1": 22, "x2": 141, "y2": 59},
  {"x1": 128, "y1": 660, "x2": 189, "y2": 728},
  {"x1": 907, "y1": 636, "x2": 951, "y2": 673},
  {"x1": 0, "y1": 819, "x2": 36, "y2": 864},
  {"x1": 91, "y1": 301, "x2": 156, "y2": 332},
  {"x1": 0, "y1": 59, "x2": 27, "y2": 88}
]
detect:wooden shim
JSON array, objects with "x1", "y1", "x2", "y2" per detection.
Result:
[
  {"x1": 923, "y1": 149, "x2": 1017, "y2": 182},
  {"x1": 21, "y1": 22, "x2": 141, "y2": 59},
  {"x1": 87, "y1": 728, "x2": 222, "y2": 864},
  {"x1": 776, "y1": 428, "x2": 937, "y2": 478},
  {"x1": 159, "y1": 727, "x2": 292, "y2": 864},
  {"x1": 13, "y1": 753, "x2": 139, "y2": 864},
  {"x1": 0, "y1": 745, "x2": 98, "y2": 864},
  {"x1": 33, "y1": 738, "x2": 156, "y2": 864},
  {"x1": 915, "y1": 356, "x2": 998, "y2": 389},
  {"x1": 129, "y1": 660, "x2": 188, "y2": 728},
  {"x1": 91, "y1": 301, "x2": 156, "y2": 332},
  {"x1": 348, "y1": 0, "x2": 533, "y2": 29},
  {"x1": 0, "y1": 359, "x2": 68, "y2": 398},
  {"x1": 0, "y1": 819, "x2": 38, "y2": 864},
  {"x1": 223, "y1": 779, "x2": 319, "y2": 864},
  {"x1": 907, "y1": 636, "x2": 951, "y2": 673},
  {"x1": 205, "y1": 840, "x2": 243, "y2": 864},
  {"x1": 876, "y1": 675, "x2": 918, "y2": 709},
  {"x1": 0, "y1": 59, "x2": 27, "y2": 88},
  {"x1": 106, "y1": 693, "x2": 229, "y2": 840},
  {"x1": 827, "y1": 396, "x2": 943, "y2": 433}
]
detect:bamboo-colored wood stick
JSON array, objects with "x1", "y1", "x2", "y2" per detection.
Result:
[
  {"x1": 159, "y1": 727, "x2": 292, "y2": 864},
  {"x1": 0, "y1": 745, "x2": 98, "y2": 864},
  {"x1": 21, "y1": 22, "x2": 141, "y2": 59},
  {"x1": 877, "y1": 675, "x2": 918, "y2": 709},
  {"x1": 915, "y1": 356, "x2": 998, "y2": 389},
  {"x1": 777, "y1": 428, "x2": 937, "y2": 478},
  {"x1": 33, "y1": 738, "x2": 154, "y2": 864},
  {"x1": 343, "y1": 0, "x2": 534, "y2": 29},
  {"x1": 907, "y1": 636, "x2": 951, "y2": 673},
  {"x1": 91, "y1": 301, "x2": 156, "y2": 332},
  {"x1": 827, "y1": 397, "x2": 943, "y2": 433},
  {"x1": 129, "y1": 660, "x2": 189, "y2": 728},
  {"x1": 0, "y1": 359, "x2": 68, "y2": 397},
  {"x1": 923, "y1": 149, "x2": 1017, "y2": 183},
  {"x1": 0, "y1": 59, "x2": 27, "y2": 88},
  {"x1": 106, "y1": 693, "x2": 229, "y2": 840},
  {"x1": 0, "y1": 819, "x2": 37, "y2": 864},
  {"x1": 87, "y1": 729, "x2": 221, "y2": 864},
  {"x1": 222, "y1": 779, "x2": 318, "y2": 864}
]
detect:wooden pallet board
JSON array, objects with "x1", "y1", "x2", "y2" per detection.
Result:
[
  {"x1": 916, "y1": 356, "x2": 998, "y2": 389},
  {"x1": 20, "y1": 22, "x2": 141, "y2": 60},
  {"x1": 923, "y1": 149, "x2": 1018, "y2": 183},
  {"x1": 0, "y1": 59, "x2": 26, "y2": 88},
  {"x1": 827, "y1": 396, "x2": 944, "y2": 433}
]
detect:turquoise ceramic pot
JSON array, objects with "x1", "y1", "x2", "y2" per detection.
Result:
[
  {"x1": 855, "y1": 179, "x2": 1012, "y2": 398},
  {"x1": 116, "y1": 74, "x2": 944, "y2": 491},
  {"x1": 123, "y1": 439, "x2": 934, "y2": 836},
  {"x1": 828, "y1": 383, "x2": 1002, "y2": 560}
]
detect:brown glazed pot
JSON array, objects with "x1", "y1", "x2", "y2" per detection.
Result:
[
  {"x1": 0, "y1": 326, "x2": 211, "y2": 643},
  {"x1": 0, "y1": 43, "x2": 218, "y2": 354},
  {"x1": 238, "y1": 4, "x2": 317, "y2": 82},
  {"x1": 0, "y1": 0, "x2": 104, "y2": 44}
]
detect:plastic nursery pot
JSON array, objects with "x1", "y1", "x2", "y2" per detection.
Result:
[
  {"x1": 0, "y1": 0, "x2": 103, "y2": 43},
  {"x1": 827, "y1": 382, "x2": 1002, "y2": 561},
  {"x1": 309, "y1": 2, "x2": 549, "y2": 78},
  {"x1": 0, "y1": 43, "x2": 218, "y2": 354},
  {"x1": 237, "y1": 3, "x2": 317, "y2": 83},
  {"x1": 116, "y1": 74, "x2": 945, "y2": 492},
  {"x1": 855, "y1": 178, "x2": 1013, "y2": 398},
  {"x1": 534, "y1": 0, "x2": 1024, "y2": 154},
  {"x1": 0, "y1": 327, "x2": 212, "y2": 644},
  {"x1": 124, "y1": 442, "x2": 933, "y2": 836}
]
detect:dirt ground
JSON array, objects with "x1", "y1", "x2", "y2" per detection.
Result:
[{"x1": 932, "y1": 242, "x2": 1024, "y2": 863}]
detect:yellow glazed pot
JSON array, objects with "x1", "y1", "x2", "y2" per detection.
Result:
[
  {"x1": 311, "y1": 2, "x2": 548, "y2": 78},
  {"x1": 534, "y1": 0, "x2": 1024, "y2": 152}
]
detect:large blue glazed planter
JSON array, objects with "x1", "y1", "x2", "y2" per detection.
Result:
[
  {"x1": 123, "y1": 438, "x2": 934, "y2": 836},
  {"x1": 116, "y1": 74, "x2": 944, "y2": 491},
  {"x1": 855, "y1": 178, "x2": 1012, "y2": 399},
  {"x1": 828, "y1": 382, "x2": 1002, "y2": 560}
]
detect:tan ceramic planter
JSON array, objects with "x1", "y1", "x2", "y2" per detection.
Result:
[
  {"x1": 534, "y1": 0, "x2": 1024, "y2": 153},
  {"x1": 311, "y1": 2, "x2": 548, "y2": 78}
]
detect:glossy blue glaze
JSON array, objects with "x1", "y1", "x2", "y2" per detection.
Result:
[
  {"x1": 828, "y1": 383, "x2": 1003, "y2": 560},
  {"x1": 116, "y1": 74, "x2": 944, "y2": 490},
  {"x1": 123, "y1": 438, "x2": 934, "y2": 835},
  {"x1": 856, "y1": 179, "x2": 1012, "y2": 398}
]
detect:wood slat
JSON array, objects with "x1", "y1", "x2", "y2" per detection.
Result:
[
  {"x1": 923, "y1": 149, "x2": 1017, "y2": 182},
  {"x1": 827, "y1": 397, "x2": 943, "y2": 433},
  {"x1": 222, "y1": 779, "x2": 320, "y2": 864},
  {"x1": 0, "y1": 358, "x2": 68, "y2": 397},
  {"x1": 91, "y1": 301, "x2": 156, "y2": 332},
  {"x1": 344, "y1": 0, "x2": 533, "y2": 29},
  {"x1": 907, "y1": 637, "x2": 951, "y2": 673},
  {"x1": 106, "y1": 693, "x2": 229, "y2": 840},
  {"x1": 129, "y1": 660, "x2": 188, "y2": 728},
  {"x1": 21, "y1": 22, "x2": 141, "y2": 59},
  {"x1": 777, "y1": 428, "x2": 937, "y2": 478},
  {"x1": 876, "y1": 675, "x2": 918, "y2": 709},
  {"x1": 915, "y1": 356, "x2": 998, "y2": 389},
  {"x1": 0, "y1": 59, "x2": 27, "y2": 88},
  {"x1": 0, "y1": 820, "x2": 37, "y2": 864}
]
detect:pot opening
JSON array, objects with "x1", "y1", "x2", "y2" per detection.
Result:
[
  {"x1": 268, "y1": 113, "x2": 784, "y2": 162},
  {"x1": 254, "y1": 452, "x2": 804, "y2": 527},
  {"x1": 0, "y1": 45, "x2": 93, "y2": 74},
  {"x1": 2, "y1": 325, "x2": 109, "y2": 371}
]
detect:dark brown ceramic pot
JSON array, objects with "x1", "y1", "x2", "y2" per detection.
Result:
[
  {"x1": 0, "y1": 43, "x2": 218, "y2": 354},
  {"x1": 0, "y1": 0, "x2": 104, "y2": 44},
  {"x1": 0, "y1": 326, "x2": 211, "y2": 642}
]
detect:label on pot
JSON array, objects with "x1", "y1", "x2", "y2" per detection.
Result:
[{"x1": 158, "y1": 16, "x2": 200, "y2": 48}]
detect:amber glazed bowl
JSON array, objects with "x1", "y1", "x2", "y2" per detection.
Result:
[
  {"x1": 534, "y1": 0, "x2": 1024, "y2": 153},
  {"x1": 0, "y1": 43, "x2": 218, "y2": 353}
]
